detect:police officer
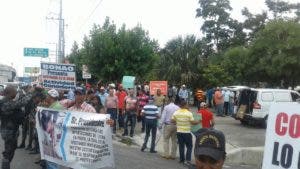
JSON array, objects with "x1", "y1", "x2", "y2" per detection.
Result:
[{"x1": 0, "y1": 85, "x2": 39, "y2": 169}]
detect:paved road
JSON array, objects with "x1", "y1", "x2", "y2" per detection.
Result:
[
  {"x1": 188, "y1": 106, "x2": 266, "y2": 148},
  {"x1": 2, "y1": 140, "x2": 257, "y2": 169},
  {"x1": 214, "y1": 116, "x2": 266, "y2": 148}
]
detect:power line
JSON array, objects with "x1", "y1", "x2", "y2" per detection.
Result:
[{"x1": 78, "y1": 0, "x2": 104, "y2": 33}]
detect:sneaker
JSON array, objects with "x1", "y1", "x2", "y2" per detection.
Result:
[{"x1": 184, "y1": 161, "x2": 192, "y2": 166}]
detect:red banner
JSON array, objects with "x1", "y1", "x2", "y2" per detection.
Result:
[{"x1": 150, "y1": 81, "x2": 168, "y2": 95}]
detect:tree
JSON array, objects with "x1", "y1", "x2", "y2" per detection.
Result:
[
  {"x1": 68, "y1": 17, "x2": 159, "y2": 82},
  {"x1": 158, "y1": 35, "x2": 206, "y2": 88},
  {"x1": 248, "y1": 19, "x2": 300, "y2": 87},
  {"x1": 242, "y1": 8, "x2": 268, "y2": 42},
  {"x1": 265, "y1": 0, "x2": 300, "y2": 19},
  {"x1": 202, "y1": 64, "x2": 232, "y2": 88},
  {"x1": 196, "y1": 0, "x2": 245, "y2": 52},
  {"x1": 221, "y1": 47, "x2": 249, "y2": 84}
]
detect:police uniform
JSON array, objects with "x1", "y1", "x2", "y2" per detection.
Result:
[{"x1": 0, "y1": 93, "x2": 32, "y2": 169}]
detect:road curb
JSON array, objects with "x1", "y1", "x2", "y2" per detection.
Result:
[{"x1": 226, "y1": 146, "x2": 264, "y2": 168}]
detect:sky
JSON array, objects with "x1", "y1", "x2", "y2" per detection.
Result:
[{"x1": 0, "y1": 0, "x2": 298, "y2": 76}]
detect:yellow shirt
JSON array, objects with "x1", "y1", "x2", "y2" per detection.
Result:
[{"x1": 171, "y1": 108, "x2": 194, "y2": 133}]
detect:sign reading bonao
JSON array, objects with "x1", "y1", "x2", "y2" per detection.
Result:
[{"x1": 41, "y1": 62, "x2": 76, "y2": 90}]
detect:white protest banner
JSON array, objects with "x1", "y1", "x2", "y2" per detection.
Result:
[
  {"x1": 36, "y1": 107, "x2": 115, "y2": 169},
  {"x1": 41, "y1": 62, "x2": 76, "y2": 90},
  {"x1": 262, "y1": 103, "x2": 300, "y2": 169}
]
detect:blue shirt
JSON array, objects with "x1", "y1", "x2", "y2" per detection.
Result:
[
  {"x1": 142, "y1": 104, "x2": 159, "y2": 120},
  {"x1": 98, "y1": 93, "x2": 109, "y2": 106}
]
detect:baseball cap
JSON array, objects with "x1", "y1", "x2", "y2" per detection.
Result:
[
  {"x1": 200, "y1": 102, "x2": 207, "y2": 107},
  {"x1": 194, "y1": 128, "x2": 226, "y2": 161},
  {"x1": 74, "y1": 87, "x2": 85, "y2": 95},
  {"x1": 47, "y1": 89, "x2": 59, "y2": 98}
]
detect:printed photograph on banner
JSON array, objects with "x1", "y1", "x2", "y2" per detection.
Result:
[
  {"x1": 36, "y1": 107, "x2": 115, "y2": 169},
  {"x1": 37, "y1": 109, "x2": 65, "y2": 160}
]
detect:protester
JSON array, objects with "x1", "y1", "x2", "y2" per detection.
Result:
[
  {"x1": 42, "y1": 89, "x2": 66, "y2": 169},
  {"x1": 0, "y1": 85, "x2": 41, "y2": 169},
  {"x1": 189, "y1": 128, "x2": 226, "y2": 169},
  {"x1": 198, "y1": 102, "x2": 215, "y2": 128},
  {"x1": 214, "y1": 87, "x2": 225, "y2": 117},
  {"x1": 90, "y1": 95, "x2": 104, "y2": 113},
  {"x1": 27, "y1": 92, "x2": 46, "y2": 154},
  {"x1": 85, "y1": 89, "x2": 95, "y2": 104},
  {"x1": 178, "y1": 85, "x2": 188, "y2": 102},
  {"x1": 105, "y1": 88, "x2": 118, "y2": 134},
  {"x1": 69, "y1": 87, "x2": 96, "y2": 113},
  {"x1": 140, "y1": 98, "x2": 159, "y2": 153},
  {"x1": 159, "y1": 98, "x2": 179, "y2": 160},
  {"x1": 167, "y1": 85, "x2": 174, "y2": 100},
  {"x1": 171, "y1": 99, "x2": 201, "y2": 166},
  {"x1": 123, "y1": 88, "x2": 138, "y2": 137},
  {"x1": 116, "y1": 84, "x2": 127, "y2": 129},
  {"x1": 153, "y1": 89, "x2": 165, "y2": 116},
  {"x1": 18, "y1": 85, "x2": 32, "y2": 149},
  {"x1": 137, "y1": 89, "x2": 149, "y2": 133},
  {"x1": 98, "y1": 86, "x2": 108, "y2": 107},
  {"x1": 195, "y1": 88, "x2": 205, "y2": 109},
  {"x1": 223, "y1": 88, "x2": 231, "y2": 116},
  {"x1": 206, "y1": 88, "x2": 214, "y2": 108}
]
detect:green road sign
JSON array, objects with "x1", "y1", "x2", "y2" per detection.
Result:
[
  {"x1": 24, "y1": 48, "x2": 49, "y2": 57},
  {"x1": 24, "y1": 67, "x2": 40, "y2": 73}
]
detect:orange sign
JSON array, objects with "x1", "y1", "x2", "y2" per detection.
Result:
[{"x1": 150, "y1": 81, "x2": 168, "y2": 95}]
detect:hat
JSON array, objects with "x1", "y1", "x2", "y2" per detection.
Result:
[
  {"x1": 74, "y1": 87, "x2": 84, "y2": 95},
  {"x1": 200, "y1": 102, "x2": 207, "y2": 107},
  {"x1": 47, "y1": 89, "x2": 59, "y2": 98},
  {"x1": 182, "y1": 84, "x2": 186, "y2": 88},
  {"x1": 194, "y1": 128, "x2": 226, "y2": 161},
  {"x1": 109, "y1": 83, "x2": 115, "y2": 88}
]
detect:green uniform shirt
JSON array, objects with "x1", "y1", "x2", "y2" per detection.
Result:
[{"x1": 191, "y1": 111, "x2": 202, "y2": 133}]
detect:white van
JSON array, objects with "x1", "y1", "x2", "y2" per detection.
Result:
[{"x1": 235, "y1": 88, "x2": 300, "y2": 127}]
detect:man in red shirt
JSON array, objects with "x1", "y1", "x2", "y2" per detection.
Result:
[
  {"x1": 116, "y1": 84, "x2": 127, "y2": 129},
  {"x1": 198, "y1": 102, "x2": 215, "y2": 128}
]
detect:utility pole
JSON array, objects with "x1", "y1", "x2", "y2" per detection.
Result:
[{"x1": 57, "y1": 0, "x2": 65, "y2": 63}]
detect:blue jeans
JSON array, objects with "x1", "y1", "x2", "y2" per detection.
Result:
[
  {"x1": 124, "y1": 113, "x2": 136, "y2": 136},
  {"x1": 142, "y1": 119, "x2": 157, "y2": 151},
  {"x1": 216, "y1": 103, "x2": 224, "y2": 116},
  {"x1": 177, "y1": 133, "x2": 193, "y2": 162},
  {"x1": 107, "y1": 108, "x2": 117, "y2": 133}
]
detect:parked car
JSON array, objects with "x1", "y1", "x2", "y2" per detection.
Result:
[{"x1": 235, "y1": 88, "x2": 300, "y2": 128}]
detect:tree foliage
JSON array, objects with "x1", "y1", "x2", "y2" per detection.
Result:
[
  {"x1": 196, "y1": 0, "x2": 246, "y2": 52},
  {"x1": 247, "y1": 19, "x2": 300, "y2": 87},
  {"x1": 68, "y1": 17, "x2": 159, "y2": 82}
]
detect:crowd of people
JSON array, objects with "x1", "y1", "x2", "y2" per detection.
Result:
[{"x1": 0, "y1": 82, "x2": 227, "y2": 169}]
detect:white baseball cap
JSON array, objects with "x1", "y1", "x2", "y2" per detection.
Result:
[
  {"x1": 200, "y1": 102, "x2": 207, "y2": 107},
  {"x1": 47, "y1": 89, "x2": 59, "y2": 98}
]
